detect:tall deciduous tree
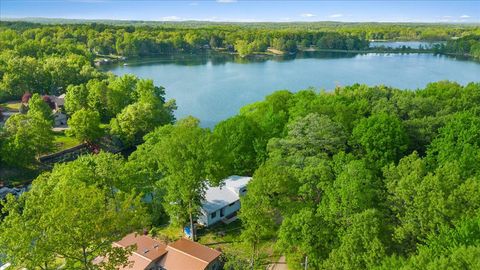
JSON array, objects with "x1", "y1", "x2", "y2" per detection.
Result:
[
  {"x1": 136, "y1": 117, "x2": 226, "y2": 240},
  {"x1": 269, "y1": 113, "x2": 347, "y2": 159},
  {"x1": 28, "y1": 93, "x2": 53, "y2": 124},
  {"x1": 65, "y1": 84, "x2": 89, "y2": 115},
  {"x1": 213, "y1": 115, "x2": 263, "y2": 175},
  {"x1": 110, "y1": 79, "x2": 175, "y2": 146},
  {"x1": 427, "y1": 111, "x2": 480, "y2": 177},
  {"x1": 67, "y1": 108, "x2": 103, "y2": 143},
  {"x1": 384, "y1": 152, "x2": 480, "y2": 253},
  {"x1": 323, "y1": 209, "x2": 386, "y2": 270},
  {"x1": 239, "y1": 185, "x2": 276, "y2": 268},
  {"x1": 86, "y1": 79, "x2": 109, "y2": 120},
  {"x1": 277, "y1": 208, "x2": 335, "y2": 269},
  {"x1": 0, "y1": 157, "x2": 149, "y2": 269},
  {"x1": 0, "y1": 113, "x2": 53, "y2": 167},
  {"x1": 106, "y1": 74, "x2": 137, "y2": 117},
  {"x1": 351, "y1": 113, "x2": 408, "y2": 169}
]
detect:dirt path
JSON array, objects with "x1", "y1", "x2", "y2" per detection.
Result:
[{"x1": 267, "y1": 256, "x2": 288, "y2": 270}]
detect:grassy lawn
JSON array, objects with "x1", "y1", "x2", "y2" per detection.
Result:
[
  {"x1": 153, "y1": 220, "x2": 243, "y2": 244},
  {"x1": 197, "y1": 219, "x2": 243, "y2": 245},
  {"x1": 151, "y1": 225, "x2": 184, "y2": 243},
  {"x1": 198, "y1": 220, "x2": 278, "y2": 266},
  {"x1": 53, "y1": 131, "x2": 81, "y2": 152},
  {"x1": 151, "y1": 220, "x2": 277, "y2": 266},
  {"x1": 0, "y1": 101, "x2": 21, "y2": 112}
]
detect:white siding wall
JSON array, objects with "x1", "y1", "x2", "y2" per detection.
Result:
[{"x1": 199, "y1": 200, "x2": 241, "y2": 227}]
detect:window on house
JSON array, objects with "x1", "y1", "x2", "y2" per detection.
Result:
[
  {"x1": 211, "y1": 212, "x2": 216, "y2": 219},
  {"x1": 229, "y1": 202, "x2": 235, "y2": 207},
  {"x1": 220, "y1": 208, "x2": 225, "y2": 217}
]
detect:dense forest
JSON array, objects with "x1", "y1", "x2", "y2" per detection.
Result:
[
  {"x1": 2, "y1": 81, "x2": 480, "y2": 269},
  {"x1": 1, "y1": 20, "x2": 480, "y2": 269},
  {"x1": 435, "y1": 35, "x2": 480, "y2": 58}
]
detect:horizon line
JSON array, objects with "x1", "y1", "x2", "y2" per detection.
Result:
[{"x1": 2, "y1": 17, "x2": 480, "y2": 24}]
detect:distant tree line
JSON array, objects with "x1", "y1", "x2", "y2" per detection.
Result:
[
  {"x1": 433, "y1": 35, "x2": 480, "y2": 59},
  {"x1": 1, "y1": 19, "x2": 480, "y2": 269},
  {"x1": 1, "y1": 21, "x2": 479, "y2": 100}
]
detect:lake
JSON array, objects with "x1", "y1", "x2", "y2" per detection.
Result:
[{"x1": 103, "y1": 52, "x2": 480, "y2": 127}]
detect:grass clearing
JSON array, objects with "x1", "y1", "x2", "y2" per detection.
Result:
[
  {"x1": 0, "y1": 102, "x2": 21, "y2": 112},
  {"x1": 149, "y1": 219, "x2": 278, "y2": 266},
  {"x1": 151, "y1": 225, "x2": 184, "y2": 243},
  {"x1": 53, "y1": 131, "x2": 81, "y2": 152},
  {"x1": 198, "y1": 219, "x2": 243, "y2": 244}
]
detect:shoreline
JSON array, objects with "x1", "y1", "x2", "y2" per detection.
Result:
[{"x1": 96, "y1": 47, "x2": 479, "y2": 67}]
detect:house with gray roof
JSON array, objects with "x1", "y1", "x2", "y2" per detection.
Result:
[{"x1": 198, "y1": 175, "x2": 251, "y2": 227}]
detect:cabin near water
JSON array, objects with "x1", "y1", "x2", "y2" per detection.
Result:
[{"x1": 198, "y1": 175, "x2": 252, "y2": 227}]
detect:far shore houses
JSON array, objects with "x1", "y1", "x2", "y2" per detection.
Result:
[{"x1": 1, "y1": 93, "x2": 67, "y2": 127}]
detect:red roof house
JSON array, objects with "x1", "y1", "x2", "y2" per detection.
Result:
[{"x1": 104, "y1": 233, "x2": 222, "y2": 270}]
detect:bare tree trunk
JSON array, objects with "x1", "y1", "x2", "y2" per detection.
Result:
[
  {"x1": 82, "y1": 246, "x2": 90, "y2": 270},
  {"x1": 250, "y1": 242, "x2": 256, "y2": 269},
  {"x1": 189, "y1": 201, "x2": 196, "y2": 241}
]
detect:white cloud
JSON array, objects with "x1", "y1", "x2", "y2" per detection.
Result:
[
  {"x1": 216, "y1": 0, "x2": 237, "y2": 3},
  {"x1": 460, "y1": 15, "x2": 470, "y2": 18},
  {"x1": 301, "y1": 13, "x2": 316, "y2": 18},
  {"x1": 329, "y1": 14, "x2": 343, "y2": 18},
  {"x1": 161, "y1": 16, "x2": 181, "y2": 21}
]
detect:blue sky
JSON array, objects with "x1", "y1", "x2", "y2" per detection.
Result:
[{"x1": 1, "y1": 0, "x2": 479, "y2": 23}]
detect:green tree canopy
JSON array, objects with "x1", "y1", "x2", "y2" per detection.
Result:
[
  {"x1": 213, "y1": 115, "x2": 263, "y2": 175},
  {"x1": 0, "y1": 113, "x2": 53, "y2": 167},
  {"x1": 0, "y1": 156, "x2": 149, "y2": 269},
  {"x1": 66, "y1": 108, "x2": 104, "y2": 143},
  {"x1": 130, "y1": 116, "x2": 226, "y2": 240},
  {"x1": 65, "y1": 84, "x2": 89, "y2": 115},
  {"x1": 28, "y1": 93, "x2": 53, "y2": 124},
  {"x1": 351, "y1": 113, "x2": 409, "y2": 169}
]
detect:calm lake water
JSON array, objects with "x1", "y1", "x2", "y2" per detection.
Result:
[{"x1": 103, "y1": 52, "x2": 480, "y2": 126}]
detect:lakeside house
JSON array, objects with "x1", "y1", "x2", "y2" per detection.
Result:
[
  {"x1": 17, "y1": 93, "x2": 68, "y2": 127},
  {"x1": 98, "y1": 233, "x2": 222, "y2": 270},
  {"x1": 198, "y1": 175, "x2": 252, "y2": 227},
  {"x1": 48, "y1": 94, "x2": 67, "y2": 126}
]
